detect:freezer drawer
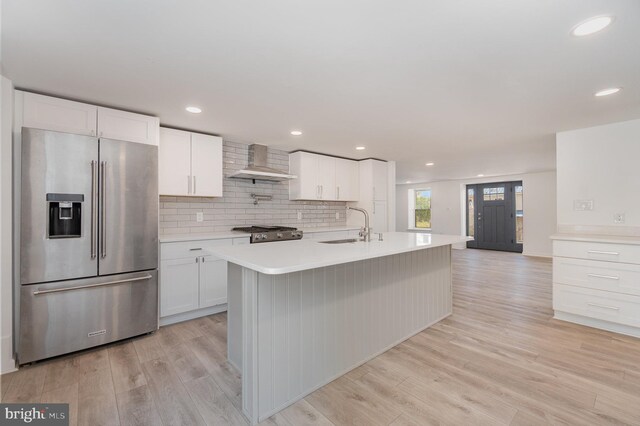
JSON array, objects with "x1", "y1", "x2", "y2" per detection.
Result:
[{"x1": 18, "y1": 270, "x2": 158, "y2": 364}]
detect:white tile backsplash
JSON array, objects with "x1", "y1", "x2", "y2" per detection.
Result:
[{"x1": 159, "y1": 141, "x2": 347, "y2": 234}]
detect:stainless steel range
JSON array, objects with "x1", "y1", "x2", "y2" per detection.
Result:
[{"x1": 233, "y1": 225, "x2": 303, "y2": 243}]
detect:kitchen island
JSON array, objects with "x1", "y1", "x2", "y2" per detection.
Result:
[{"x1": 210, "y1": 232, "x2": 469, "y2": 424}]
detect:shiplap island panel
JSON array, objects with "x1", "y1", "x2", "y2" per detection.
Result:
[{"x1": 211, "y1": 232, "x2": 469, "y2": 424}]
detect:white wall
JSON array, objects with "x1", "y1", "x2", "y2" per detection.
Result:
[
  {"x1": 1, "y1": 75, "x2": 15, "y2": 373},
  {"x1": 556, "y1": 119, "x2": 640, "y2": 235},
  {"x1": 397, "y1": 171, "x2": 557, "y2": 257}
]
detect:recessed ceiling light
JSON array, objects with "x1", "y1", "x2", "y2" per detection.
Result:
[
  {"x1": 425, "y1": 162, "x2": 435, "y2": 166},
  {"x1": 186, "y1": 106, "x2": 202, "y2": 113},
  {"x1": 594, "y1": 87, "x2": 621, "y2": 97},
  {"x1": 572, "y1": 16, "x2": 613, "y2": 37},
  {"x1": 477, "y1": 174, "x2": 485, "y2": 177},
  {"x1": 355, "y1": 146, "x2": 366, "y2": 150},
  {"x1": 290, "y1": 130, "x2": 303, "y2": 136}
]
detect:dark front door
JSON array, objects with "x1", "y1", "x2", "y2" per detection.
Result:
[{"x1": 466, "y1": 181, "x2": 523, "y2": 253}]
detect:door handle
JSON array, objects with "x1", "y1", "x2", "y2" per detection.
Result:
[
  {"x1": 337, "y1": 186, "x2": 340, "y2": 200},
  {"x1": 100, "y1": 161, "x2": 107, "y2": 259},
  {"x1": 193, "y1": 175, "x2": 196, "y2": 194},
  {"x1": 587, "y1": 273, "x2": 620, "y2": 281},
  {"x1": 90, "y1": 160, "x2": 98, "y2": 259},
  {"x1": 188, "y1": 175, "x2": 192, "y2": 194},
  {"x1": 33, "y1": 275, "x2": 152, "y2": 295},
  {"x1": 587, "y1": 302, "x2": 620, "y2": 311},
  {"x1": 587, "y1": 250, "x2": 619, "y2": 256}
]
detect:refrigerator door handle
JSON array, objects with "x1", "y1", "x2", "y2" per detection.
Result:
[
  {"x1": 100, "y1": 161, "x2": 107, "y2": 259},
  {"x1": 90, "y1": 160, "x2": 98, "y2": 259},
  {"x1": 32, "y1": 274, "x2": 153, "y2": 295}
]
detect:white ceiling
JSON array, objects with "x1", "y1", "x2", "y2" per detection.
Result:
[{"x1": 2, "y1": 1, "x2": 639, "y2": 183}]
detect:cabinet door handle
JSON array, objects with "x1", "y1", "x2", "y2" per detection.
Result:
[
  {"x1": 587, "y1": 273, "x2": 620, "y2": 281},
  {"x1": 201, "y1": 257, "x2": 205, "y2": 263},
  {"x1": 193, "y1": 175, "x2": 196, "y2": 194},
  {"x1": 188, "y1": 175, "x2": 192, "y2": 194},
  {"x1": 337, "y1": 186, "x2": 340, "y2": 200},
  {"x1": 196, "y1": 257, "x2": 199, "y2": 263},
  {"x1": 189, "y1": 248, "x2": 202, "y2": 251},
  {"x1": 587, "y1": 302, "x2": 620, "y2": 311},
  {"x1": 587, "y1": 250, "x2": 619, "y2": 256}
]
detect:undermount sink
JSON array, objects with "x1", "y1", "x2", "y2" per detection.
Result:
[{"x1": 318, "y1": 238, "x2": 359, "y2": 244}]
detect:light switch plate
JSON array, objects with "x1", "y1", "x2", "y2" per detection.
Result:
[
  {"x1": 614, "y1": 213, "x2": 625, "y2": 224},
  {"x1": 196, "y1": 212, "x2": 204, "y2": 222},
  {"x1": 573, "y1": 200, "x2": 594, "y2": 211}
]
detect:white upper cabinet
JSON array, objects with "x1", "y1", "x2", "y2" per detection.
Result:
[
  {"x1": 318, "y1": 155, "x2": 336, "y2": 200},
  {"x1": 159, "y1": 128, "x2": 192, "y2": 196},
  {"x1": 289, "y1": 152, "x2": 358, "y2": 201},
  {"x1": 21, "y1": 91, "x2": 98, "y2": 136},
  {"x1": 359, "y1": 159, "x2": 388, "y2": 201},
  {"x1": 19, "y1": 91, "x2": 159, "y2": 145},
  {"x1": 335, "y1": 158, "x2": 359, "y2": 201},
  {"x1": 97, "y1": 107, "x2": 159, "y2": 145},
  {"x1": 159, "y1": 127, "x2": 223, "y2": 197},
  {"x1": 191, "y1": 133, "x2": 223, "y2": 197}
]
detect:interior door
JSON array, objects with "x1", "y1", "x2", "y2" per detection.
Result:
[
  {"x1": 20, "y1": 128, "x2": 99, "y2": 284},
  {"x1": 99, "y1": 138, "x2": 158, "y2": 275},
  {"x1": 467, "y1": 181, "x2": 522, "y2": 253},
  {"x1": 191, "y1": 133, "x2": 223, "y2": 197}
]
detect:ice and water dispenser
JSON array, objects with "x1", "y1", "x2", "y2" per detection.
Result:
[{"x1": 47, "y1": 193, "x2": 83, "y2": 238}]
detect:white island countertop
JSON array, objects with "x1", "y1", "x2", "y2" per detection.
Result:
[{"x1": 209, "y1": 232, "x2": 470, "y2": 274}]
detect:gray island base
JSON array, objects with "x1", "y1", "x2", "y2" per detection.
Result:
[{"x1": 212, "y1": 232, "x2": 468, "y2": 424}]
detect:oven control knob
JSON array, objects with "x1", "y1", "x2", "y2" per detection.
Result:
[
  {"x1": 260, "y1": 233, "x2": 268, "y2": 240},
  {"x1": 277, "y1": 233, "x2": 283, "y2": 238},
  {"x1": 255, "y1": 234, "x2": 262, "y2": 241}
]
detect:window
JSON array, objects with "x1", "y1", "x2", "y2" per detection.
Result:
[
  {"x1": 411, "y1": 189, "x2": 431, "y2": 229},
  {"x1": 483, "y1": 187, "x2": 505, "y2": 201},
  {"x1": 467, "y1": 187, "x2": 474, "y2": 238},
  {"x1": 515, "y1": 185, "x2": 523, "y2": 243}
]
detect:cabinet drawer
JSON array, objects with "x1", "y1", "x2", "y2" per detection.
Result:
[
  {"x1": 161, "y1": 238, "x2": 233, "y2": 260},
  {"x1": 554, "y1": 257, "x2": 640, "y2": 296},
  {"x1": 553, "y1": 284, "x2": 640, "y2": 328},
  {"x1": 553, "y1": 240, "x2": 640, "y2": 265}
]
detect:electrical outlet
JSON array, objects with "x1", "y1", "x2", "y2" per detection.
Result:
[
  {"x1": 196, "y1": 212, "x2": 204, "y2": 222},
  {"x1": 573, "y1": 200, "x2": 594, "y2": 211},
  {"x1": 297, "y1": 211, "x2": 302, "y2": 220},
  {"x1": 614, "y1": 213, "x2": 625, "y2": 224},
  {"x1": 336, "y1": 212, "x2": 340, "y2": 220}
]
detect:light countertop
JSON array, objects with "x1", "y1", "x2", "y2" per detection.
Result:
[
  {"x1": 209, "y1": 232, "x2": 470, "y2": 275},
  {"x1": 551, "y1": 233, "x2": 640, "y2": 245},
  {"x1": 159, "y1": 226, "x2": 362, "y2": 243}
]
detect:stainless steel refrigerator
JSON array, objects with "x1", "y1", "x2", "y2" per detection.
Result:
[{"x1": 18, "y1": 127, "x2": 159, "y2": 364}]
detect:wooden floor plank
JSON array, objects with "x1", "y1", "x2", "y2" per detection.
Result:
[
  {"x1": 140, "y1": 357, "x2": 206, "y2": 426},
  {"x1": 108, "y1": 342, "x2": 147, "y2": 394},
  {"x1": 77, "y1": 366, "x2": 120, "y2": 426},
  {"x1": 184, "y1": 374, "x2": 247, "y2": 426},
  {"x1": 41, "y1": 383, "x2": 79, "y2": 426},
  {"x1": 115, "y1": 384, "x2": 163, "y2": 426}
]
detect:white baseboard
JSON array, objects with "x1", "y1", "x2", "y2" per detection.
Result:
[
  {"x1": 159, "y1": 304, "x2": 227, "y2": 326},
  {"x1": 1, "y1": 334, "x2": 17, "y2": 374},
  {"x1": 554, "y1": 311, "x2": 640, "y2": 338},
  {"x1": 523, "y1": 252, "x2": 552, "y2": 259}
]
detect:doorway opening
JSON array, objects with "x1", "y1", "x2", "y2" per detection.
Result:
[{"x1": 466, "y1": 181, "x2": 523, "y2": 253}]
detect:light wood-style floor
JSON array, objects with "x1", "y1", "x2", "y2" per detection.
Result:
[{"x1": 3, "y1": 249, "x2": 640, "y2": 425}]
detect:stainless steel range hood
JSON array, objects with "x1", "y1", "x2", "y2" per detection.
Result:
[{"x1": 229, "y1": 144, "x2": 297, "y2": 182}]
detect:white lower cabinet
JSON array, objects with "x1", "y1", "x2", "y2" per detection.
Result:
[
  {"x1": 160, "y1": 257, "x2": 200, "y2": 316},
  {"x1": 160, "y1": 237, "x2": 248, "y2": 323},
  {"x1": 552, "y1": 237, "x2": 640, "y2": 337},
  {"x1": 199, "y1": 255, "x2": 227, "y2": 308}
]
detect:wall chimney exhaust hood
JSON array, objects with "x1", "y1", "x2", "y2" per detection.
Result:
[{"x1": 228, "y1": 144, "x2": 297, "y2": 182}]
